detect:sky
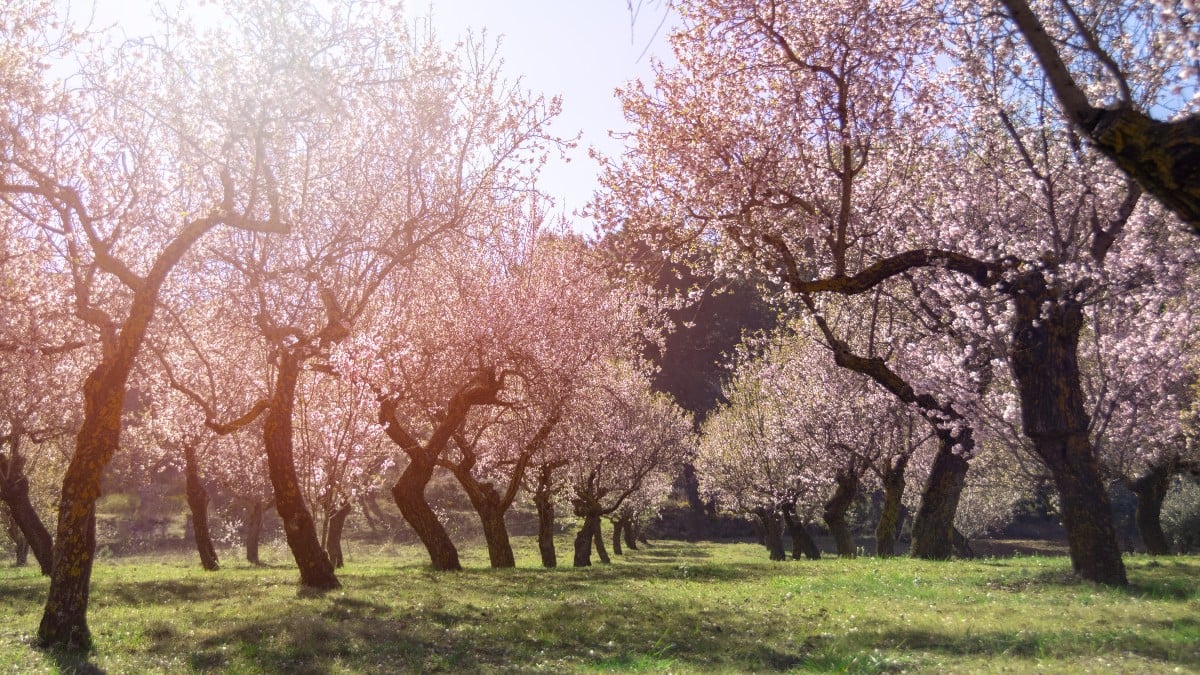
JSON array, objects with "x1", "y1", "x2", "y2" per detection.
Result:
[
  {"x1": 423, "y1": 1, "x2": 677, "y2": 232},
  {"x1": 82, "y1": 0, "x2": 678, "y2": 234}
]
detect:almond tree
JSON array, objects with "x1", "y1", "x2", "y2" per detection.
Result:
[
  {"x1": 597, "y1": 0, "x2": 1198, "y2": 585},
  {"x1": 987, "y1": 0, "x2": 1200, "y2": 230},
  {"x1": 0, "y1": 0, "x2": 325, "y2": 645},
  {"x1": 564, "y1": 362, "x2": 693, "y2": 567}
]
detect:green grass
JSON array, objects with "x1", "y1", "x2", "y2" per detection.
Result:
[{"x1": 1, "y1": 539, "x2": 1197, "y2": 673}]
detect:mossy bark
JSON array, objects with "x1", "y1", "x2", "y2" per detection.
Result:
[
  {"x1": 910, "y1": 436, "x2": 969, "y2": 560},
  {"x1": 875, "y1": 457, "x2": 907, "y2": 558}
]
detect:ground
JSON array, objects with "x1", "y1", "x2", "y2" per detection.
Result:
[{"x1": 1, "y1": 538, "x2": 1197, "y2": 673}]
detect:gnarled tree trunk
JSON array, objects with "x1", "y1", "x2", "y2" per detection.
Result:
[
  {"x1": 623, "y1": 518, "x2": 638, "y2": 551},
  {"x1": 0, "y1": 446, "x2": 53, "y2": 575},
  {"x1": 323, "y1": 501, "x2": 352, "y2": 568},
  {"x1": 782, "y1": 502, "x2": 820, "y2": 560},
  {"x1": 910, "y1": 434, "x2": 969, "y2": 559},
  {"x1": 1010, "y1": 273, "x2": 1126, "y2": 585},
  {"x1": 1129, "y1": 461, "x2": 1174, "y2": 555},
  {"x1": 183, "y1": 444, "x2": 219, "y2": 571},
  {"x1": 823, "y1": 470, "x2": 860, "y2": 558},
  {"x1": 754, "y1": 507, "x2": 786, "y2": 561},
  {"x1": 573, "y1": 512, "x2": 601, "y2": 567},
  {"x1": 593, "y1": 521, "x2": 611, "y2": 564},
  {"x1": 262, "y1": 352, "x2": 339, "y2": 589},
  {"x1": 875, "y1": 457, "x2": 907, "y2": 558},
  {"x1": 392, "y1": 460, "x2": 462, "y2": 571}
]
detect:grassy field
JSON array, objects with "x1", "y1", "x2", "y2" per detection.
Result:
[{"x1": 1, "y1": 538, "x2": 1197, "y2": 673}]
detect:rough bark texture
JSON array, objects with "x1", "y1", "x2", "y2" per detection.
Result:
[
  {"x1": 755, "y1": 507, "x2": 786, "y2": 561},
  {"x1": 1010, "y1": 273, "x2": 1127, "y2": 585},
  {"x1": 263, "y1": 352, "x2": 339, "y2": 589},
  {"x1": 4, "y1": 511, "x2": 30, "y2": 566},
  {"x1": 782, "y1": 503, "x2": 820, "y2": 560},
  {"x1": 38, "y1": 361, "x2": 131, "y2": 648},
  {"x1": 573, "y1": 513, "x2": 601, "y2": 567},
  {"x1": 611, "y1": 518, "x2": 624, "y2": 555},
  {"x1": 245, "y1": 500, "x2": 265, "y2": 565},
  {"x1": 998, "y1": 0, "x2": 1200, "y2": 232},
  {"x1": 477, "y1": 501, "x2": 515, "y2": 568},
  {"x1": 183, "y1": 445, "x2": 219, "y2": 572},
  {"x1": 324, "y1": 501, "x2": 352, "y2": 568},
  {"x1": 910, "y1": 435, "x2": 970, "y2": 560},
  {"x1": 1129, "y1": 463, "x2": 1173, "y2": 555},
  {"x1": 875, "y1": 457, "x2": 907, "y2": 558},
  {"x1": 0, "y1": 448, "x2": 53, "y2": 575}
]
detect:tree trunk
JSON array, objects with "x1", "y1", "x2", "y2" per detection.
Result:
[
  {"x1": 1129, "y1": 462, "x2": 1174, "y2": 555},
  {"x1": 245, "y1": 500, "x2": 265, "y2": 565},
  {"x1": 263, "y1": 352, "x2": 339, "y2": 589},
  {"x1": 4, "y1": 511, "x2": 30, "y2": 566},
  {"x1": 611, "y1": 518, "x2": 624, "y2": 556},
  {"x1": 823, "y1": 470, "x2": 859, "y2": 558},
  {"x1": 183, "y1": 445, "x2": 219, "y2": 572},
  {"x1": 1010, "y1": 273, "x2": 1127, "y2": 585},
  {"x1": 754, "y1": 507, "x2": 786, "y2": 561},
  {"x1": 0, "y1": 449, "x2": 53, "y2": 575},
  {"x1": 392, "y1": 460, "x2": 461, "y2": 571},
  {"x1": 324, "y1": 501, "x2": 352, "y2": 568},
  {"x1": 593, "y1": 520, "x2": 611, "y2": 564},
  {"x1": 623, "y1": 518, "x2": 638, "y2": 551},
  {"x1": 534, "y1": 485, "x2": 557, "y2": 568},
  {"x1": 782, "y1": 503, "x2": 820, "y2": 560},
  {"x1": 876, "y1": 458, "x2": 907, "y2": 558},
  {"x1": 477, "y1": 501, "x2": 514, "y2": 568},
  {"x1": 910, "y1": 435, "x2": 969, "y2": 559},
  {"x1": 573, "y1": 513, "x2": 601, "y2": 567}
]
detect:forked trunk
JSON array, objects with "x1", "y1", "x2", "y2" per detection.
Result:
[
  {"x1": 573, "y1": 513, "x2": 601, "y2": 567},
  {"x1": 823, "y1": 470, "x2": 859, "y2": 558},
  {"x1": 245, "y1": 500, "x2": 265, "y2": 565},
  {"x1": 533, "y1": 486, "x2": 557, "y2": 568},
  {"x1": 910, "y1": 434, "x2": 969, "y2": 559},
  {"x1": 781, "y1": 503, "x2": 820, "y2": 560},
  {"x1": 183, "y1": 445, "x2": 219, "y2": 571},
  {"x1": 262, "y1": 353, "x2": 339, "y2": 589},
  {"x1": 392, "y1": 460, "x2": 461, "y2": 571},
  {"x1": 876, "y1": 458, "x2": 907, "y2": 558},
  {"x1": 0, "y1": 448, "x2": 53, "y2": 575},
  {"x1": 1010, "y1": 274, "x2": 1126, "y2": 585},
  {"x1": 593, "y1": 521, "x2": 610, "y2": 564},
  {"x1": 1129, "y1": 463, "x2": 1174, "y2": 555},
  {"x1": 755, "y1": 507, "x2": 786, "y2": 561},
  {"x1": 324, "y1": 501, "x2": 352, "y2": 568},
  {"x1": 478, "y1": 502, "x2": 514, "y2": 568}
]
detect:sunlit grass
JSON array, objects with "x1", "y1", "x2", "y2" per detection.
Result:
[{"x1": 1, "y1": 538, "x2": 1197, "y2": 672}]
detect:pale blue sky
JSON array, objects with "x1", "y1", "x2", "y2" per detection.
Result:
[
  {"x1": 426, "y1": 1, "x2": 675, "y2": 231},
  {"x1": 84, "y1": 0, "x2": 676, "y2": 233}
]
